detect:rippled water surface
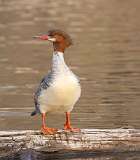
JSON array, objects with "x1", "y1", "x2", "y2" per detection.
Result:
[{"x1": 0, "y1": 0, "x2": 140, "y2": 159}]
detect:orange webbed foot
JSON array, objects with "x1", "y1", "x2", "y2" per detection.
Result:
[
  {"x1": 64, "y1": 124, "x2": 80, "y2": 132},
  {"x1": 41, "y1": 127, "x2": 58, "y2": 135},
  {"x1": 64, "y1": 112, "x2": 80, "y2": 132}
]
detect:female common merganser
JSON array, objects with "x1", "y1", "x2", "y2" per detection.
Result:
[{"x1": 31, "y1": 30, "x2": 81, "y2": 134}]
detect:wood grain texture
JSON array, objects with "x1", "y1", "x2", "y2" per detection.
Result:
[{"x1": 0, "y1": 129, "x2": 140, "y2": 157}]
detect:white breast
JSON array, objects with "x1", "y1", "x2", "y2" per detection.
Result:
[
  {"x1": 38, "y1": 75, "x2": 81, "y2": 113},
  {"x1": 38, "y1": 51, "x2": 81, "y2": 113}
]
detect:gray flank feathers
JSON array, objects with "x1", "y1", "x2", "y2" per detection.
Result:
[{"x1": 31, "y1": 71, "x2": 53, "y2": 116}]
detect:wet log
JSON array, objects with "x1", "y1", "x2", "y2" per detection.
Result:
[{"x1": 0, "y1": 129, "x2": 140, "y2": 157}]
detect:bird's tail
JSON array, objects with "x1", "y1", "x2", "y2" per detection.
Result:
[{"x1": 30, "y1": 110, "x2": 37, "y2": 116}]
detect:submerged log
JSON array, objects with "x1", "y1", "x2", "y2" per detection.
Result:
[{"x1": 0, "y1": 129, "x2": 140, "y2": 157}]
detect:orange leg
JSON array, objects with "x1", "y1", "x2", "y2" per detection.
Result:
[
  {"x1": 41, "y1": 113, "x2": 57, "y2": 135},
  {"x1": 64, "y1": 112, "x2": 80, "y2": 132}
]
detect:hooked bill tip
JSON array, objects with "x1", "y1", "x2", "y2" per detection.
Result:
[
  {"x1": 32, "y1": 36, "x2": 41, "y2": 39},
  {"x1": 32, "y1": 35, "x2": 49, "y2": 40}
]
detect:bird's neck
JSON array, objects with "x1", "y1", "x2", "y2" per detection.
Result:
[
  {"x1": 52, "y1": 51, "x2": 69, "y2": 74},
  {"x1": 53, "y1": 42, "x2": 66, "y2": 53}
]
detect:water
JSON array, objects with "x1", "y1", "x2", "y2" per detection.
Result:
[{"x1": 0, "y1": 0, "x2": 140, "y2": 159}]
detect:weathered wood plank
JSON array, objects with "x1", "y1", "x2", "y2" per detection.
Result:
[{"x1": 0, "y1": 129, "x2": 140, "y2": 157}]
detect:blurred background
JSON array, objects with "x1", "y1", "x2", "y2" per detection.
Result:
[{"x1": 0, "y1": 0, "x2": 140, "y2": 130}]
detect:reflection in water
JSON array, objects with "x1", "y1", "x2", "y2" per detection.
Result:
[{"x1": 0, "y1": 0, "x2": 140, "y2": 159}]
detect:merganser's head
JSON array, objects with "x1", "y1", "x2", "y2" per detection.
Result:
[{"x1": 33, "y1": 29, "x2": 73, "y2": 52}]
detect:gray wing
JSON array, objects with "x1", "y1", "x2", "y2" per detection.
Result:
[
  {"x1": 32, "y1": 71, "x2": 53, "y2": 115},
  {"x1": 39, "y1": 71, "x2": 53, "y2": 89}
]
